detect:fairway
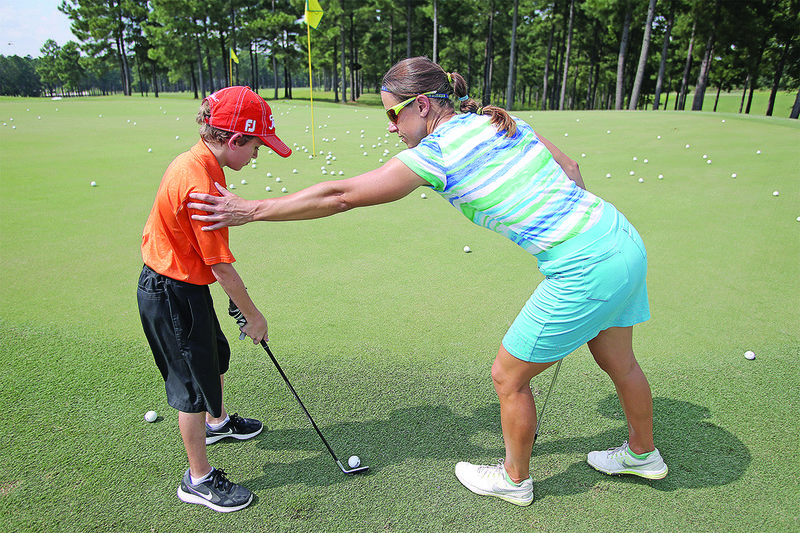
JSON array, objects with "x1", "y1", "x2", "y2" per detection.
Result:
[{"x1": 1, "y1": 94, "x2": 798, "y2": 532}]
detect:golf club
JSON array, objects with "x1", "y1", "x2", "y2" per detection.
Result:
[
  {"x1": 534, "y1": 359, "x2": 562, "y2": 444},
  {"x1": 228, "y1": 300, "x2": 369, "y2": 475}
]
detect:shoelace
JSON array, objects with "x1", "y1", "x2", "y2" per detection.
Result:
[
  {"x1": 476, "y1": 460, "x2": 506, "y2": 478},
  {"x1": 210, "y1": 469, "x2": 234, "y2": 493},
  {"x1": 228, "y1": 413, "x2": 243, "y2": 428},
  {"x1": 605, "y1": 440, "x2": 630, "y2": 458}
]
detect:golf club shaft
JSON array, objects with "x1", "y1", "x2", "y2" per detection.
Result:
[
  {"x1": 228, "y1": 299, "x2": 368, "y2": 474},
  {"x1": 534, "y1": 359, "x2": 562, "y2": 443}
]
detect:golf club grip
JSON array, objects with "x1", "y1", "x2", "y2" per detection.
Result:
[{"x1": 259, "y1": 340, "x2": 341, "y2": 463}]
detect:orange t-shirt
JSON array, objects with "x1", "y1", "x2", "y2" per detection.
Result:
[{"x1": 141, "y1": 140, "x2": 234, "y2": 285}]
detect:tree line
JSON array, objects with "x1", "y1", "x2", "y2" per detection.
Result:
[{"x1": 2, "y1": 0, "x2": 799, "y2": 118}]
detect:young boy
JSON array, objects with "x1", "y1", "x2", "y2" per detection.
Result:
[{"x1": 137, "y1": 86, "x2": 291, "y2": 512}]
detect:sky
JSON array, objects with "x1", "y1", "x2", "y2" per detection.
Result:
[{"x1": 0, "y1": 0, "x2": 75, "y2": 58}]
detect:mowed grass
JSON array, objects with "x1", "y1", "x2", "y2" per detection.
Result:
[{"x1": 0, "y1": 94, "x2": 798, "y2": 533}]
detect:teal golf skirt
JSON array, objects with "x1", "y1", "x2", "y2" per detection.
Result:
[{"x1": 502, "y1": 204, "x2": 650, "y2": 363}]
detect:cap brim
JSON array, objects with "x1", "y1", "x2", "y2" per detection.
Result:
[{"x1": 259, "y1": 134, "x2": 292, "y2": 158}]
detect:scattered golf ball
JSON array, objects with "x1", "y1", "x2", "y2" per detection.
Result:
[
  {"x1": 144, "y1": 410, "x2": 158, "y2": 422},
  {"x1": 773, "y1": 191, "x2": 780, "y2": 196},
  {"x1": 706, "y1": 160, "x2": 712, "y2": 164},
  {"x1": 756, "y1": 150, "x2": 761, "y2": 154},
  {"x1": 229, "y1": 183, "x2": 235, "y2": 189},
  {"x1": 685, "y1": 144, "x2": 690, "y2": 148},
  {"x1": 266, "y1": 186, "x2": 271, "y2": 192},
  {"x1": 658, "y1": 174, "x2": 664, "y2": 179},
  {"x1": 463, "y1": 245, "x2": 472, "y2": 253},
  {"x1": 241, "y1": 179, "x2": 247, "y2": 185},
  {"x1": 703, "y1": 154, "x2": 708, "y2": 159},
  {"x1": 147, "y1": 148, "x2": 152, "y2": 152},
  {"x1": 633, "y1": 157, "x2": 638, "y2": 161},
  {"x1": 348, "y1": 456, "x2": 361, "y2": 468},
  {"x1": 581, "y1": 153, "x2": 586, "y2": 158},
  {"x1": 266, "y1": 172, "x2": 272, "y2": 178},
  {"x1": 293, "y1": 169, "x2": 298, "y2": 174},
  {"x1": 90, "y1": 181, "x2": 97, "y2": 187},
  {"x1": 281, "y1": 187, "x2": 287, "y2": 193},
  {"x1": 744, "y1": 350, "x2": 756, "y2": 360},
  {"x1": 629, "y1": 171, "x2": 635, "y2": 176},
  {"x1": 606, "y1": 130, "x2": 611, "y2": 134},
  {"x1": 638, "y1": 178, "x2": 644, "y2": 183},
  {"x1": 643, "y1": 159, "x2": 648, "y2": 164},
  {"x1": 564, "y1": 133, "x2": 568, "y2": 137},
  {"x1": 606, "y1": 173, "x2": 612, "y2": 178},
  {"x1": 275, "y1": 177, "x2": 281, "y2": 182},
  {"x1": 420, "y1": 193, "x2": 427, "y2": 199},
  {"x1": 731, "y1": 173, "x2": 737, "y2": 178},
  {"x1": 175, "y1": 135, "x2": 180, "y2": 140}
]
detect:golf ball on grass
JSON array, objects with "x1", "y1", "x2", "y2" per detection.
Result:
[
  {"x1": 463, "y1": 245, "x2": 471, "y2": 253},
  {"x1": 744, "y1": 351, "x2": 756, "y2": 360},
  {"x1": 90, "y1": 181, "x2": 97, "y2": 187},
  {"x1": 773, "y1": 191, "x2": 780, "y2": 197},
  {"x1": 348, "y1": 456, "x2": 361, "y2": 468},
  {"x1": 144, "y1": 410, "x2": 158, "y2": 422}
]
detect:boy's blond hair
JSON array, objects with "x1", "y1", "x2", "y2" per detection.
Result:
[{"x1": 196, "y1": 99, "x2": 256, "y2": 146}]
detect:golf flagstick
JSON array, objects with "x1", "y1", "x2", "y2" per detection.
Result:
[
  {"x1": 534, "y1": 359, "x2": 562, "y2": 444},
  {"x1": 228, "y1": 299, "x2": 369, "y2": 475}
]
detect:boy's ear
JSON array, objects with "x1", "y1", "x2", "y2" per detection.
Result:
[{"x1": 227, "y1": 133, "x2": 243, "y2": 149}]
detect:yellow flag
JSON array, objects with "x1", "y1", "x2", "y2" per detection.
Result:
[
  {"x1": 230, "y1": 48, "x2": 239, "y2": 64},
  {"x1": 305, "y1": 0, "x2": 324, "y2": 29}
]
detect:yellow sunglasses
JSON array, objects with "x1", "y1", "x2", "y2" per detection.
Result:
[{"x1": 385, "y1": 91, "x2": 450, "y2": 124}]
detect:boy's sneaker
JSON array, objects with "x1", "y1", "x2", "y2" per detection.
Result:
[
  {"x1": 206, "y1": 413, "x2": 263, "y2": 445},
  {"x1": 455, "y1": 460, "x2": 534, "y2": 506},
  {"x1": 587, "y1": 441, "x2": 668, "y2": 479},
  {"x1": 177, "y1": 468, "x2": 253, "y2": 512}
]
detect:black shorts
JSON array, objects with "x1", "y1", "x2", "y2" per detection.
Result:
[{"x1": 137, "y1": 264, "x2": 230, "y2": 417}]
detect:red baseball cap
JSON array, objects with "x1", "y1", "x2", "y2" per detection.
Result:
[{"x1": 203, "y1": 86, "x2": 292, "y2": 158}]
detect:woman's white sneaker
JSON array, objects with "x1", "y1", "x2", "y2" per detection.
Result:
[
  {"x1": 587, "y1": 441, "x2": 668, "y2": 479},
  {"x1": 455, "y1": 460, "x2": 534, "y2": 506}
]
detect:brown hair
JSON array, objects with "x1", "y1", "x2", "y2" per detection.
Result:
[
  {"x1": 381, "y1": 56, "x2": 516, "y2": 137},
  {"x1": 195, "y1": 99, "x2": 256, "y2": 146}
]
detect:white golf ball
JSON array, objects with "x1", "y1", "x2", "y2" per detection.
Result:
[
  {"x1": 281, "y1": 187, "x2": 288, "y2": 193},
  {"x1": 420, "y1": 193, "x2": 427, "y2": 199},
  {"x1": 629, "y1": 171, "x2": 635, "y2": 176},
  {"x1": 731, "y1": 173, "x2": 737, "y2": 178},
  {"x1": 276, "y1": 177, "x2": 281, "y2": 182},
  {"x1": 744, "y1": 350, "x2": 756, "y2": 360},
  {"x1": 606, "y1": 173, "x2": 611, "y2": 178},
  {"x1": 638, "y1": 178, "x2": 644, "y2": 183},
  {"x1": 147, "y1": 148, "x2": 152, "y2": 153},
  {"x1": 463, "y1": 245, "x2": 472, "y2": 253},
  {"x1": 144, "y1": 410, "x2": 157, "y2": 422},
  {"x1": 90, "y1": 181, "x2": 97, "y2": 187},
  {"x1": 756, "y1": 150, "x2": 761, "y2": 154},
  {"x1": 267, "y1": 172, "x2": 272, "y2": 178},
  {"x1": 773, "y1": 191, "x2": 780, "y2": 197},
  {"x1": 685, "y1": 144, "x2": 690, "y2": 149},
  {"x1": 293, "y1": 169, "x2": 298, "y2": 174},
  {"x1": 658, "y1": 174, "x2": 664, "y2": 179},
  {"x1": 266, "y1": 186, "x2": 271, "y2": 192},
  {"x1": 348, "y1": 456, "x2": 361, "y2": 468},
  {"x1": 707, "y1": 160, "x2": 712, "y2": 164},
  {"x1": 241, "y1": 179, "x2": 247, "y2": 185},
  {"x1": 633, "y1": 156, "x2": 638, "y2": 161}
]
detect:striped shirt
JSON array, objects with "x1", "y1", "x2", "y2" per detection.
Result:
[{"x1": 394, "y1": 113, "x2": 604, "y2": 255}]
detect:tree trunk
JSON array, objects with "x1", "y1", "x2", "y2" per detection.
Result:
[
  {"x1": 790, "y1": 85, "x2": 800, "y2": 119},
  {"x1": 406, "y1": 0, "x2": 412, "y2": 58},
  {"x1": 653, "y1": 1, "x2": 673, "y2": 110},
  {"x1": 542, "y1": 14, "x2": 555, "y2": 110},
  {"x1": 196, "y1": 36, "x2": 205, "y2": 98},
  {"x1": 433, "y1": 0, "x2": 439, "y2": 63},
  {"x1": 739, "y1": 73, "x2": 749, "y2": 113},
  {"x1": 340, "y1": 15, "x2": 347, "y2": 102},
  {"x1": 333, "y1": 38, "x2": 339, "y2": 103},
  {"x1": 630, "y1": 0, "x2": 657, "y2": 110},
  {"x1": 746, "y1": 34, "x2": 768, "y2": 114},
  {"x1": 766, "y1": 41, "x2": 788, "y2": 116},
  {"x1": 678, "y1": 19, "x2": 696, "y2": 110},
  {"x1": 506, "y1": 0, "x2": 520, "y2": 110},
  {"x1": 615, "y1": 3, "x2": 632, "y2": 110},
  {"x1": 559, "y1": 0, "x2": 574, "y2": 110},
  {"x1": 692, "y1": 0, "x2": 721, "y2": 111},
  {"x1": 482, "y1": 3, "x2": 495, "y2": 106}
]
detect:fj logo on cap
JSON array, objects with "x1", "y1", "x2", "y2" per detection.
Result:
[{"x1": 244, "y1": 119, "x2": 256, "y2": 133}]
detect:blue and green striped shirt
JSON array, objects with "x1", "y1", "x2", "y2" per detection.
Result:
[{"x1": 395, "y1": 113, "x2": 604, "y2": 255}]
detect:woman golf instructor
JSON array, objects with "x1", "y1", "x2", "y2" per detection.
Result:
[{"x1": 188, "y1": 57, "x2": 668, "y2": 506}]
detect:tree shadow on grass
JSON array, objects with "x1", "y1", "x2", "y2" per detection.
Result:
[{"x1": 243, "y1": 396, "x2": 749, "y2": 495}]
